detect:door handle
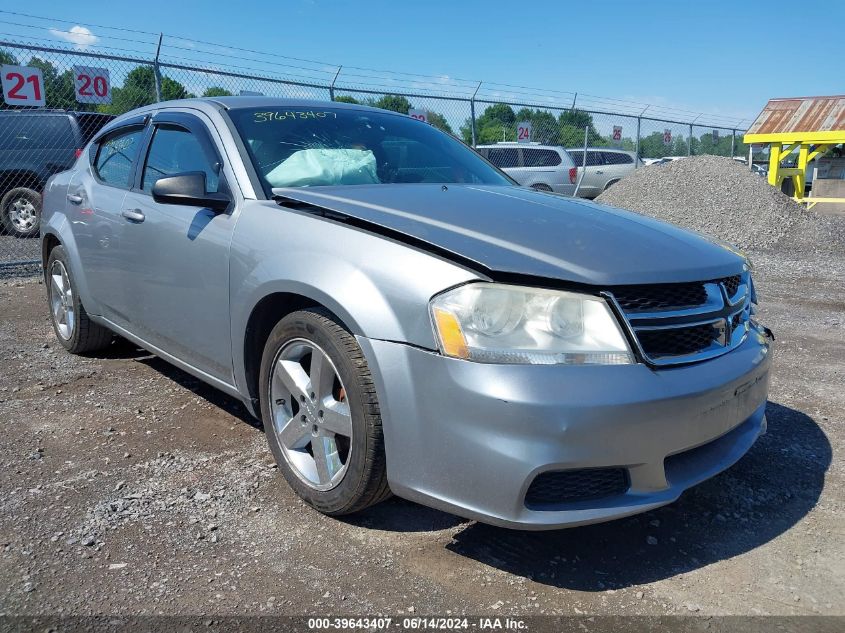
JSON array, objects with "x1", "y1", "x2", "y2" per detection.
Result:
[
  {"x1": 121, "y1": 208, "x2": 145, "y2": 223},
  {"x1": 67, "y1": 193, "x2": 83, "y2": 205},
  {"x1": 596, "y1": 170, "x2": 604, "y2": 174}
]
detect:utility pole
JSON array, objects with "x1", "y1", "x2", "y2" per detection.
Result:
[
  {"x1": 329, "y1": 66, "x2": 342, "y2": 101},
  {"x1": 470, "y1": 82, "x2": 482, "y2": 147},
  {"x1": 153, "y1": 33, "x2": 163, "y2": 103}
]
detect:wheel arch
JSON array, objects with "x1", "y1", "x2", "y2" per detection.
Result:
[
  {"x1": 239, "y1": 289, "x2": 360, "y2": 411},
  {"x1": 42, "y1": 232, "x2": 62, "y2": 268},
  {"x1": 40, "y1": 217, "x2": 99, "y2": 316},
  {"x1": 0, "y1": 170, "x2": 42, "y2": 195}
]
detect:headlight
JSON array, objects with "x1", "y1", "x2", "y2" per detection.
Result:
[{"x1": 429, "y1": 283, "x2": 634, "y2": 365}]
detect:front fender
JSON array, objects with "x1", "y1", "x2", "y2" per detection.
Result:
[{"x1": 229, "y1": 201, "x2": 482, "y2": 397}]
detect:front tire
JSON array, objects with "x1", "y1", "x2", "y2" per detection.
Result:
[
  {"x1": 259, "y1": 308, "x2": 391, "y2": 515},
  {"x1": 1, "y1": 187, "x2": 41, "y2": 238},
  {"x1": 46, "y1": 246, "x2": 113, "y2": 354}
]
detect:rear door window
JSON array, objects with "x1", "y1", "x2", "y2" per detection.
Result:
[
  {"x1": 93, "y1": 127, "x2": 144, "y2": 188},
  {"x1": 522, "y1": 148, "x2": 562, "y2": 167},
  {"x1": 486, "y1": 148, "x2": 520, "y2": 168}
]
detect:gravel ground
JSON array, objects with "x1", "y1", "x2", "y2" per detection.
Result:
[
  {"x1": 0, "y1": 235, "x2": 39, "y2": 269},
  {"x1": 596, "y1": 156, "x2": 845, "y2": 252},
  {"x1": 0, "y1": 243, "x2": 843, "y2": 618}
]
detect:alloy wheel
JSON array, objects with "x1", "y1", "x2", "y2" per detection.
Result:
[
  {"x1": 49, "y1": 260, "x2": 75, "y2": 340},
  {"x1": 269, "y1": 339, "x2": 353, "y2": 491}
]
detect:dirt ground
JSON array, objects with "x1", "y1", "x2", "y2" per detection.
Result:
[{"x1": 0, "y1": 249, "x2": 842, "y2": 619}]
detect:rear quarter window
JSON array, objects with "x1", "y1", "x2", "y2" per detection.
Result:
[
  {"x1": 0, "y1": 115, "x2": 76, "y2": 150},
  {"x1": 568, "y1": 150, "x2": 603, "y2": 166}
]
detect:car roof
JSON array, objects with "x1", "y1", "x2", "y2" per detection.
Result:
[
  {"x1": 476, "y1": 143, "x2": 562, "y2": 149},
  {"x1": 565, "y1": 147, "x2": 635, "y2": 153},
  {"x1": 202, "y1": 96, "x2": 398, "y2": 115},
  {"x1": 102, "y1": 97, "x2": 410, "y2": 132},
  {"x1": 0, "y1": 109, "x2": 75, "y2": 117}
]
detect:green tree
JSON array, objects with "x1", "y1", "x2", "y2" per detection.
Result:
[
  {"x1": 332, "y1": 95, "x2": 360, "y2": 104},
  {"x1": 558, "y1": 109, "x2": 605, "y2": 147},
  {"x1": 370, "y1": 94, "x2": 412, "y2": 114},
  {"x1": 100, "y1": 66, "x2": 193, "y2": 115},
  {"x1": 693, "y1": 130, "x2": 744, "y2": 157},
  {"x1": 515, "y1": 108, "x2": 559, "y2": 144},
  {"x1": 26, "y1": 57, "x2": 95, "y2": 111},
  {"x1": 425, "y1": 111, "x2": 453, "y2": 134},
  {"x1": 637, "y1": 131, "x2": 671, "y2": 159},
  {"x1": 461, "y1": 103, "x2": 516, "y2": 144},
  {"x1": 0, "y1": 51, "x2": 19, "y2": 109},
  {"x1": 671, "y1": 135, "x2": 689, "y2": 156},
  {"x1": 202, "y1": 86, "x2": 232, "y2": 97}
]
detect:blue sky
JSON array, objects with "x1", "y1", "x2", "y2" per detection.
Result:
[{"x1": 8, "y1": 0, "x2": 845, "y2": 125}]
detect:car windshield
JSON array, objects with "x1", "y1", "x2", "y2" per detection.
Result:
[{"x1": 228, "y1": 106, "x2": 511, "y2": 194}]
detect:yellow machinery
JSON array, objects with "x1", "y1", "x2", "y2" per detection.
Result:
[{"x1": 744, "y1": 96, "x2": 844, "y2": 207}]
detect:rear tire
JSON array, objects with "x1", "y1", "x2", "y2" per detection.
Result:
[
  {"x1": 1, "y1": 187, "x2": 41, "y2": 238},
  {"x1": 46, "y1": 245, "x2": 113, "y2": 354},
  {"x1": 259, "y1": 308, "x2": 391, "y2": 515},
  {"x1": 530, "y1": 183, "x2": 553, "y2": 192}
]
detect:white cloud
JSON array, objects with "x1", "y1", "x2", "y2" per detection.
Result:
[{"x1": 48, "y1": 25, "x2": 98, "y2": 50}]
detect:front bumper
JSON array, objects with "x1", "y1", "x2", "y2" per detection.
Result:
[{"x1": 357, "y1": 323, "x2": 772, "y2": 530}]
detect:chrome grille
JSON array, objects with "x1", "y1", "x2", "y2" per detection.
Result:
[{"x1": 607, "y1": 271, "x2": 752, "y2": 366}]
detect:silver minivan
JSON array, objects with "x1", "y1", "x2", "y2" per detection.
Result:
[
  {"x1": 567, "y1": 148, "x2": 643, "y2": 199},
  {"x1": 477, "y1": 143, "x2": 577, "y2": 195}
]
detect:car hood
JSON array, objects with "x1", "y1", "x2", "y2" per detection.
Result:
[{"x1": 271, "y1": 184, "x2": 745, "y2": 285}]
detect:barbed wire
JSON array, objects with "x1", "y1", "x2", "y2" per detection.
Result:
[{"x1": 0, "y1": 9, "x2": 749, "y2": 128}]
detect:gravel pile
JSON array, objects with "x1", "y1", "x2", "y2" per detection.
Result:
[{"x1": 596, "y1": 155, "x2": 845, "y2": 252}]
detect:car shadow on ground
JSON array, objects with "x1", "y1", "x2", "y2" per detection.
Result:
[
  {"x1": 101, "y1": 336, "x2": 260, "y2": 430},
  {"x1": 440, "y1": 401, "x2": 830, "y2": 590},
  {"x1": 94, "y1": 342, "x2": 831, "y2": 560}
]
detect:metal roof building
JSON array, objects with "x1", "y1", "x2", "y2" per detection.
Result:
[{"x1": 744, "y1": 95, "x2": 844, "y2": 203}]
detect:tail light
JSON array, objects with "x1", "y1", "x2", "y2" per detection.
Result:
[
  {"x1": 569, "y1": 167, "x2": 577, "y2": 184},
  {"x1": 74, "y1": 148, "x2": 83, "y2": 159}
]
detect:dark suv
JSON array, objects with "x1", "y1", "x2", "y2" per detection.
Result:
[{"x1": 0, "y1": 110, "x2": 113, "y2": 237}]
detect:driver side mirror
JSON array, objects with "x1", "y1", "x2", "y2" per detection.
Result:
[{"x1": 152, "y1": 171, "x2": 230, "y2": 212}]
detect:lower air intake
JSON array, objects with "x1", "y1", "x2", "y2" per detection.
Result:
[{"x1": 525, "y1": 468, "x2": 629, "y2": 507}]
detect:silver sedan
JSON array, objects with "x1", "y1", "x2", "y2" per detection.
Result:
[{"x1": 41, "y1": 97, "x2": 772, "y2": 529}]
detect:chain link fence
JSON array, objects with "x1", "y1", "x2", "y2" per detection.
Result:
[{"x1": 0, "y1": 38, "x2": 748, "y2": 272}]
